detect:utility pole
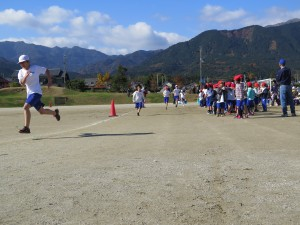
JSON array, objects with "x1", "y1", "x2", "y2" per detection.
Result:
[
  {"x1": 63, "y1": 54, "x2": 67, "y2": 86},
  {"x1": 199, "y1": 46, "x2": 202, "y2": 85}
]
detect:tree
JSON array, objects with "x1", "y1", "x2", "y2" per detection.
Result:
[
  {"x1": 111, "y1": 65, "x2": 128, "y2": 92},
  {"x1": 66, "y1": 79, "x2": 85, "y2": 92},
  {"x1": 147, "y1": 74, "x2": 158, "y2": 92},
  {"x1": 172, "y1": 75, "x2": 185, "y2": 87},
  {"x1": 96, "y1": 72, "x2": 110, "y2": 88}
]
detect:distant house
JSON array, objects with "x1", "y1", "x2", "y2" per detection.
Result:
[
  {"x1": 0, "y1": 77, "x2": 9, "y2": 88},
  {"x1": 84, "y1": 78, "x2": 97, "y2": 88},
  {"x1": 11, "y1": 68, "x2": 69, "y2": 87},
  {"x1": 48, "y1": 68, "x2": 70, "y2": 87}
]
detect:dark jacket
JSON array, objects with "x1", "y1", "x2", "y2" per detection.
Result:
[
  {"x1": 276, "y1": 67, "x2": 292, "y2": 85},
  {"x1": 260, "y1": 88, "x2": 269, "y2": 99},
  {"x1": 217, "y1": 88, "x2": 228, "y2": 102}
]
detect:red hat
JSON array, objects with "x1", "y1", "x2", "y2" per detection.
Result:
[
  {"x1": 230, "y1": 83, "x2": 235, "y2": 88},
  {"x1": 234, "y1": 74, "x2": 243, "y2": 81},
  {"x1": 213, "y1": 84, "x2": 218, "y2": 89},
  {"x1": 254, "y1": 82, "x2": 259, "y2": 88},
  {"x1": 247, "y1": 82, "x2": 252, "y2": 87},
  {"x1": 261, "y1": 82, "x2": 266, "y2": 87},
  {"x1": 225, "y1": 82, "x2": 231, "y2": 87}
]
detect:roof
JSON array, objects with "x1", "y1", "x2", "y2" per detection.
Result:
[
  {"x1": 0, "y1": 77, "x2": 9, "y2": 83},
  {"x1": 48, "y1": 68, "x2": 63, "y2": 77}
]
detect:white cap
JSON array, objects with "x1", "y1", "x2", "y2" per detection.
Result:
[{"x1": 18, "y1": 55, "x2": 29, "y2": 64}]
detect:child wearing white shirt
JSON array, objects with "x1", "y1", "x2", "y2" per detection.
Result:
[
  {"x1": 132, "y1": 84, "x2": 144, "y2": 116},
  {"x1": 163, "y1": 86, "x2": 171, "y2": 110}
]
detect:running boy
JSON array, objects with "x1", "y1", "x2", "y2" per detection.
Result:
[
  {"x1": 163, "y1": 85, "x2": 171, "y2": 110},
  {"x1": 132, "y1": 84, "x2": 144, "y2": 116},
  {"x1": 17, "y1": 55, "x2": 60, "y2": 134},
  {"x1": 173, "y1": 85, "x2": 180, "y2": 107}
]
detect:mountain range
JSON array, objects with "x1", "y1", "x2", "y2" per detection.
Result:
[{"x1": 1, "y1": 19, "x2": 300, "y2": 81}]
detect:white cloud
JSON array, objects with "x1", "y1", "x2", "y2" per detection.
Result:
[
  {"x1": 0, "y1": 9, "x2": 39, "y2": 27},
  {"x1": 243, "y1": 7, "x2": 300, "y2": 27},
  {"x1": 86, "y1": 11, "x2": 112, "y2": 25},
  {"x1": 201, "y1": 4, "x2": 247, "y2": 23},
  {"x1": 200, "y1": 4, "x2": 300, "y2": 29},
  {"x1": 39, "y1": 6, "x2": 74, "y2": 25},
  {"x1": 0, "y1": 6, "x2": 187, "y2": 55}
]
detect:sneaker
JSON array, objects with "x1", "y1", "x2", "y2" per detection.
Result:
[
  {"x1": 54, "y1": 109, "x2": 60, "y2": 121},
  {"x1": 281, "y1": 114, "x2": 288, "y2": 117},
  {"x1": 137, "y1": 112, "x2": 140, "y2": 116},
  {"x1": 291, "y1": 113, "x2": 297, "y2": 117},
  {"x1": 19, "y1": 126, "x2": 30, "y2": 134}
]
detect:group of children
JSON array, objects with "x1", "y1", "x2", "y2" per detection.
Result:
[
  {"x1": 199, "y1": 74, "x2": 270, "y2": 119},
  {"x1": 132, "y1": 84, "x2": 189, "y2": 116},
  {"x1": 162, "y1": 85, "x2": 187, "y2": 109},
  {"x1": 132, "y1": 74, "x2": 272, "y2": 118}
]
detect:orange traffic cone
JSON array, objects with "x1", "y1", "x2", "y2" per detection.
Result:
[{"x1": 109, "y1": 99, "x2": 117, "y2": 117}]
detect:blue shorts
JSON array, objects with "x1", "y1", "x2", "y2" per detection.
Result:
[
  {"x1": 227, "y1": 100, "x2": 235, "y2": 106},
  {"x1": 206, "y1": 96, "x2": 212, "y2": 106},
  {"x1": 135, "y1": 102, "x2": 143, "y2": 109},
  {"x1": 254, "y1": 96, "x2": 260, "y2": 104},
  {"x1": 247, "y1": 99, "x2": 254, "y2": 107},
  {"x1": 164, "y1": 97, "x2": 169, "y2": 103},
  {"x1": 217, "y1": 102, "x2": 225, "y2": 109},
  {"x1": 174, "y1": 96, "x2": 179, "y2": 101},
  {"x1": 236, "y1": 100, "x2": 243, "y2": 107},
  {"x1": 26, "y1": 93, "x2": 44, "y2": 111}
]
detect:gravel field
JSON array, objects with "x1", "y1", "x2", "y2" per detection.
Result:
[{"x1": 0, "y1": 103, "x2": 299, "y2": 225}]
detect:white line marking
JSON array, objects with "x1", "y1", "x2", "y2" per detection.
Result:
[{"x1": 1, "y1": 111, "x2": 131, "y2": 144}]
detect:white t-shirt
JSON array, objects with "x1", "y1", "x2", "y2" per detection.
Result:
[
  {"x1": 180, "y1": 92, "x2": 185, "y2": 100},
  {"x1": 18, "y1": 65, "x2": 47, "y2": 97},
  {"x1": 199, "y1": 92, "x2": 204, "y2": 100},
  {"x1": 173, "y1": 88, "x2": 180, "y2": 96},
  {"x1": 163, "y1": 90, "x2": 171, "y2": 97},
  {"x1": 132, "y1": 90, "x2": 144, "y2": 103}
]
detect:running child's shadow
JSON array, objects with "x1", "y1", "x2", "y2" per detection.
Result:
[{"x1": 33, "y1": 132, "x2": 154, "y2": 140}]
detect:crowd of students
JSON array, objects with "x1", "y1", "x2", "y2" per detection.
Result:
[{"x1": 198, "y1": 74, "x2": 272, "y2": 119}]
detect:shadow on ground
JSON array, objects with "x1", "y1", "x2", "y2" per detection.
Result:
[{"x1": 32, "y1": 132, "x2": 155, "y2": 140}]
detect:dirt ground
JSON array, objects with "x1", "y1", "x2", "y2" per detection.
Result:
[{"x1": 0, "y1": 103, "x2": 299, "y2": 225}]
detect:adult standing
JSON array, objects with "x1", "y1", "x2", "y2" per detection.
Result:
[
  {"x1": 17, "y1": 55, "x2": 60, "y2": 133},
  {"x1": 276, "y1": 59, "x2": 296, "y2": 117}
]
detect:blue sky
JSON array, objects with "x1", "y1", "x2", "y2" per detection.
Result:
[{"x1": 1, "y1": 0, "x2": 300, "y2": 55}]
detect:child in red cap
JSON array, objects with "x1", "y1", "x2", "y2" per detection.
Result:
[
  {"x1": 247, "y1": 82, "x2": 255, "y2": 115},
  {"x1": 259, "y1": 82, "x2": 269, "y2": 112},
  {"x1": 226, "y1": 83, "x2": 236, "y2": 114},
  {"x1": 234, "y1": 75, "x2": 244, "y2": 119},
  {"x1": 253, "y1": 82, "x2": 260, "y2": 112},
  {"x1": 216, "y1": 82, "x2": 227, "y2": 117}
]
